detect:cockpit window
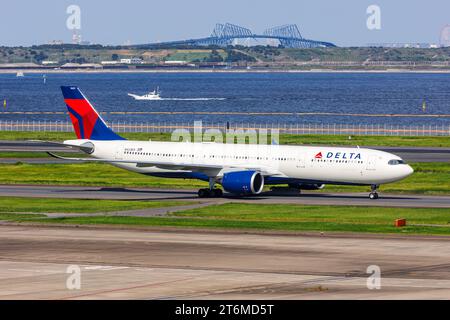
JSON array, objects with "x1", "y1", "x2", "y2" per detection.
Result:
[{"x1": 388, "y1": 159, "x2": 407, "y2": 165}]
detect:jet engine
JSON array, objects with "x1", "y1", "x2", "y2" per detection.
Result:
[{"x1": 222, "y1": 171, "x2": 264, "y2": 195}]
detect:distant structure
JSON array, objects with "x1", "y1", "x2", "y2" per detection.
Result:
[
  {"x1": 48, "y1": 40, "x2": 64, "y2": 45},
  {"x1": 367, "y1": 43, "x2": 438, "y2": 48},
  {"x1": 440, "y1": 25, "x2": 450, "y2": 47},
  {"x1": 72, "y1": 30, "x2": 82, "y2": 45},
  {"x1": 140, "y1": 23, "x2": 336, "y2": 48}
]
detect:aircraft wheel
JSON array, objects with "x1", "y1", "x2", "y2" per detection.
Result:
[
  {"x1": 369, "y1": 192, "x2": 379, "y2": 200},
  {"x1": 213, "y1": 189, "x2": 223, "y2": 197},
  {"x1": 198, "y1": 188, "x2": 210, "y2": 198}
]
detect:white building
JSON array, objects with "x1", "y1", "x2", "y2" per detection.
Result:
[
  {"x1": 101, "y1": 61, "x2": 120, "y2": 65},
  {"x1": 41, "y1": 61, "x2": 59, "y2": 65},
  {"x1": 120, "y1": 58, "x2": 143, "y2": 64},
  {"x1": 164, "y1": 60, "x2": 188, "y2": 65}
]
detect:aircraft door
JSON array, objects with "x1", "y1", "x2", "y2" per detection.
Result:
[
  {"x1": 114, "y1": 145, "x2": 124, "y2": 160},
  {"x1": 366, "y1": 155, "x2": 377, "y2": 171},
  {"x1": 296, "y1": 152, "x2": 306, "y2": 169}
]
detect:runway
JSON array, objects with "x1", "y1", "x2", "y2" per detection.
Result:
[
  {"x1": 2, "y1": 184, "x2": 450, "y2": 208},
  {"x1": 1, "y1": 140, "x2": 449, "y2": 163},
  {"x1": 0, "y1": 224, "x2": 448, "y2": 299}
]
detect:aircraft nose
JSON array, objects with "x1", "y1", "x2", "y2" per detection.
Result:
[{"x1": 405, "y1": 165, "x2": 414, "y2": 177}]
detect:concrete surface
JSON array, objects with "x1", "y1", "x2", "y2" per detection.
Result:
[
  {"x1": 0, "y1": 225, "x2": 448, "y2": 299},
  {"x1": 2, "y1": 184, "x2": 450, "y2": 208}
]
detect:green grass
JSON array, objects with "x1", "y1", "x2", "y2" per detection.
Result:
[
  {"x1": 0, "y1": 131, "x2": 169, "y2": 142},
  {"x1": 0, "y1": 162, "x2": 208, "y2": 188},
  {"x1": 0, "y1": 162, "x2": 447, "y2": 195},
  {"x1": 171, "y1": 203, "x2": 450, "y2": 235},
  {"x1": 3, "y1": 203, "x2": 449, "y2": 236},
  {"x1": 0, "y1": 197, "x2": 192, "y2": 213},
  {"x1": 319, "y1": 162, "x2": 450, "y2": 195},
  {"x1": 1, "y1": 131, "x2": 449, "y2": 147},
  {"x1": 0, "y1": 152, "x2": 85, "y2": 158}
]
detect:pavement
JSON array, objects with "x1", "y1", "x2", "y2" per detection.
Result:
[
  {"x1": 1, "y1": 184, "x2": 450, "y2": 208},
  {"x1": 0, "y1": 224, "x2": 448, "y2": 299}
]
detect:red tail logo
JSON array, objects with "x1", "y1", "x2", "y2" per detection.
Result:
[{"x1": 314, "y1": 152, "x2": 323, "y2": 159}]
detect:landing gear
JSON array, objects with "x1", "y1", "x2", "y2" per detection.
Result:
[
  {"x1": 197, "y1": 178, "x2": 223, "y2": 198},
  {"x1": 369, "y1": 185, "x2": 379, "y2": 200},
  {"x1": 197, "y1": 188, "x2": 223, "y2": 198},
  {"x1": 212, "y1": 188, "x2": 223, "y2": 197},
  {"x1": 198, "y1": 188, "x2": 209, "y2": 198}
]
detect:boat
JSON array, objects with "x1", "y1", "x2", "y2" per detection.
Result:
[
  {"x1": 128, "y1": 87, "x2": 161, "y2": 100},
  {"x1": 16, "y1": 71, "x2": 24, "y2": 77}
]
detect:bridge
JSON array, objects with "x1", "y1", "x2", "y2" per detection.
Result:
[{"x1": 140, "y1": 23, "x2": 336, "y2": 49}]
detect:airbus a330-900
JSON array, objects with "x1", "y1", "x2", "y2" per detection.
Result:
[{"x1": 47, "y1": 86, "x2": 413, "y2": 199}]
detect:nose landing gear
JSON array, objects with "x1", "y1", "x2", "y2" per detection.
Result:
[{"x1": 369, "y1": 185, "x2": 379, "y2": 200}]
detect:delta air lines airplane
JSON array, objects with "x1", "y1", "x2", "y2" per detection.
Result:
[{"x1": 47, "y1": 86, "x2": 413, "y2": 199}]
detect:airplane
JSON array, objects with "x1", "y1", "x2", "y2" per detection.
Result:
[{"x1": 47, "y1": 86, "x2": 414, "y2": 199}]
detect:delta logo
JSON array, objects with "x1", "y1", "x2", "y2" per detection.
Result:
[{"x1": 315, "y1": 151, "x2": 362, "y2": 160}]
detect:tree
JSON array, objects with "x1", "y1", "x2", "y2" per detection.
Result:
[
  {"x1": 33, "y1": 51, "x2": 48, "y2": 63},
  {"x1": 111, "y1": 53, "x2": 119, "y2": 61}
]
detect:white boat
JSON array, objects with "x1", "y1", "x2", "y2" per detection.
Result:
[
  {"x1": 128, "y1": 87, "x2": 161, "y2": 100},
  {"x1": 16, "y1": 71, "x2": 24, "y2": 77}
]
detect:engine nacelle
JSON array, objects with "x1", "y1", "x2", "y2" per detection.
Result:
[
  {"x1": 288, "y1": 183, "x2": 325, "y2": 190},
  {"x1": 222, "y1": 171, "x2": 264, "y2": 195}
]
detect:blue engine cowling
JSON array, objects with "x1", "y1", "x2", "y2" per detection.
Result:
[{"x1": 221, "y1": 171, "x2": 264, "y2": 195}]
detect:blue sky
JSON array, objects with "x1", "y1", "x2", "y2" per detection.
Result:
[{"x1": 1, "y1": 0, "x2": 449, "y2": 46}]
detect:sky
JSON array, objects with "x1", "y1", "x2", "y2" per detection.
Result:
[{"x1": 1, "y1": 0, "x2": 449, "y2": 47}]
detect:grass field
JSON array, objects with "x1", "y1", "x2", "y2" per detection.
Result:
[
  {"x1": 0, "y1": 151, "x2": 84, "y2": 158},
  {"x1": 1, "y1": 202, "x2": 449, "y2": 236},
  {"x1": 0, "y1": 162, "x2": 448, "y2": 195},
  {"x1": 1, "y1": 131, "x2": 450, "y2": 147},
  {"x1": 0, "y1": 162, "x2": 207, "y2": 189},
  {"x1": 0, "y1": 197, "x2": 192, "y2": 213}
]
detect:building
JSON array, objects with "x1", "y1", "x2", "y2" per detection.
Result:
[
  {"x1": 164, "y1": 60, "x2": 188, "y2": 65},
  {"x1": 41, "y1": 61, "x2": 59, "y2": 65},
  {"x1": 120, "y1": 58, "x2": 143, "y2": 64},
  {"x1": 367, "y1": 43, "x2": 439, "y2": 49},
  {"x1": 101, "y1": 61, "x2": 120, "y2": 65},
  {"x1": 61, "y1": 63, "x2": 102, "y2": 69},
  {"x1": 47, "y1": 40, "x2": 64, "y2": 45}
]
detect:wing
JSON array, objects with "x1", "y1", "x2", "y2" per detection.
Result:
[
  {"x1": 29, "y1": 140, "x2": 95, "y2": 153},
  {"x1": 47, "y1": 152, "x2": 284, "y2": 177}
]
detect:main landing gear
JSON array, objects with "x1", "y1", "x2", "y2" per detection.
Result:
[
  {"x1": 198, "y1": 188, "x2": 223, "y2": 198},
  {"x1": 369, "y1": 184, "x2": 379, "y2": 200},
  {"x1": 198, "y1": 178, "x2": 223, "y2": 198}
]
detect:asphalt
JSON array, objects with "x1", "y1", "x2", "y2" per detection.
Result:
[
  {"x1": 0, "y1": 225, "x2": 448, "y2": 299},
  {"x1": 2, "y1": 184, "x2": 450, "y2": 208},
  {"x1": 0, "y1": 140, "x2": 449, "y2": 163}
]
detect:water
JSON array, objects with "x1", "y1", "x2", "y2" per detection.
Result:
[{"x1": 1, "y1": 72, "x2": 449, "y2": 126}]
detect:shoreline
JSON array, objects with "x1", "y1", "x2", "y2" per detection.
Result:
[{"x1": 2, "y1": 68, "x2": 450, "y2": 74}]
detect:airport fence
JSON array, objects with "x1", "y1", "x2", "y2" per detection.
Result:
[{"x1": 0, "y1": 120, "x2": 449, "y2": 136}]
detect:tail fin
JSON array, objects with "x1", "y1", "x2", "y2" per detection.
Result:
[{"x1": 61, "y1": 86, "x2": 125, "y2": 141}]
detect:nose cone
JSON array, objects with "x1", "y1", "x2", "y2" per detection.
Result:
[
  {"x1": 407, "y1": 165, "x2": 414, "y2": 175},
  {"x1": 402, "y1": 165, "x2": 414, "y2": 178}
]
